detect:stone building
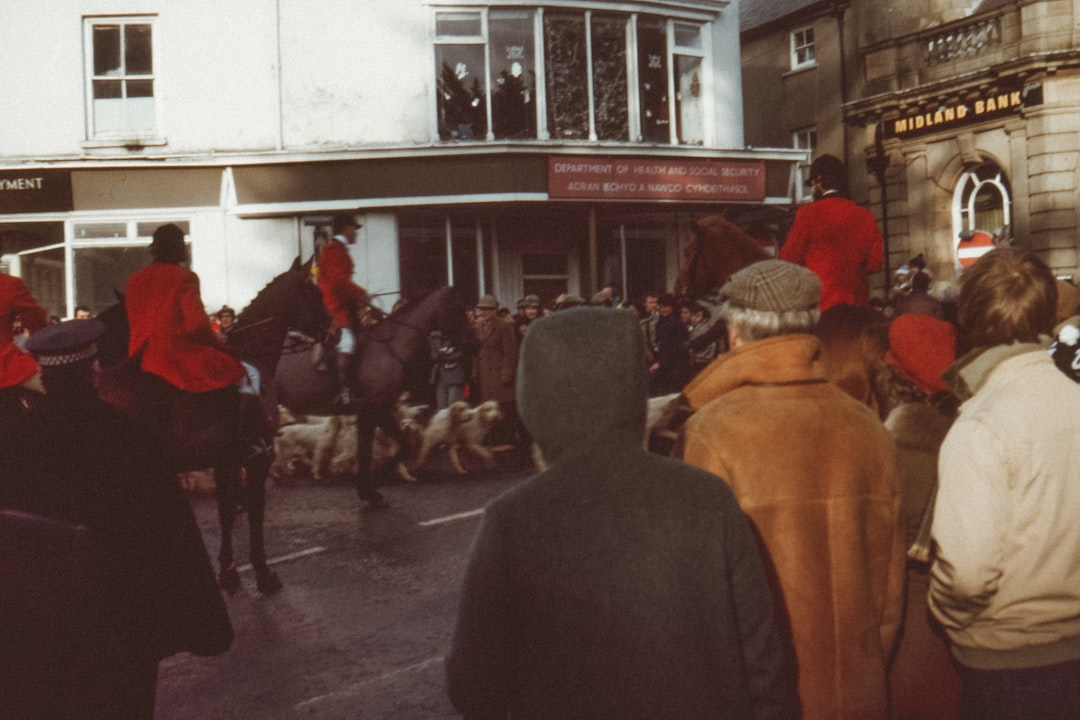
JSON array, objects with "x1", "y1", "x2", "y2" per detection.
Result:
[{"x1": 742, "y1": 0, "x2": 1080, "y2": 287}]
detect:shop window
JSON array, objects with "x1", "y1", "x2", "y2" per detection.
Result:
[
  {"x1": 790, "y1": 26, "x2": 815, "y2": 70},
  {"x1": 85, "y1": 16, "x2": 157, "y2": 142},
  {"x1": 433, "y1": 7, "x2": 709, "y2": 145},
  {"x1": 71, "y1": 219, "x2": 188, "y2": 316},
  {"x1": 793, "y1": 127, "x2": 817, "y2": 201},
  {"x1": 398, "y1": 214, "x2": 480, "y2": 304},
  {"x1": 952, "y1": 163, "x2": 1010, "y2": 269}
]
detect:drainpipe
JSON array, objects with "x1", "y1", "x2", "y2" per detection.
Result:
[
  {"x1": 868, "y1": 121, "x2": 891, "y2": 281},
  {"x1": 832, "y1": 1, "x2": 850, "y2": 168}
]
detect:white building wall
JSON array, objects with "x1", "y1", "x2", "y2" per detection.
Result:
[{"x1": 279, "y1": 0, "x2": 434, "y2": 147}]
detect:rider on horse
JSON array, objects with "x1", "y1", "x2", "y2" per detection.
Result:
[
  {"x1": 125, "y1": 224, "x2": 248, "y2": 462},
  {"x1": 125, "y1": 223, "x2": 245, "y2": 394},
  {"x1": 316, "y1": 213, "x2": 372, "y2": 405}
]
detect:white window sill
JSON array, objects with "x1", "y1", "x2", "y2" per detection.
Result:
[
  {"x1": 81, "y1": 137, "x2": 167, "y2": 151},
  {"x1": 783, "y1": 62, "x2": 818, "y2": 78}
]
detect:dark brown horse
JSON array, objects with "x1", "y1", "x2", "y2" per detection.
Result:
[
  {"x1": 274, "y1": 286, "x2": 467, "y2": 506},
  {"x1": 96, "y1": 257, "x2": 329, "y2": 593}
]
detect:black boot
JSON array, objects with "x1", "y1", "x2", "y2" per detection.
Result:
[{"x1": 335, "y1": 351, "x2": 354, "y2": 406}]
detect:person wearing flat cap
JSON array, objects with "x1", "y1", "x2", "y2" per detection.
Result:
[
  {"x1": 0, "y1": 319, "x2": 232, "y2": 720},
  {"x1": 680, "y1": 259, "x2": 905, "y2": 720},
  {"x1": 781, "y1": 154, "x2": 885, "y2": 312},
  {"x1": 470, "y1": 294, "x2": 521, "y2": 447},
  {"x1": 447, "y1": 307, "x2": 798, "y2": 719}
]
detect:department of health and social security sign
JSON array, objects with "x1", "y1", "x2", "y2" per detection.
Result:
[{"x1": 548, "y1": 157, "x2": 766, "y2": 202}]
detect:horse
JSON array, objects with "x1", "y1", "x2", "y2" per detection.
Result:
[
  {"x1": 274, "y1": 285, "x2": 468, "y2": 506},
  {"x1": 674, "y1": 214, "x2": 773, "y2": 301},
  {"x1": 96, "y1": 257, "x2": 330, "y2": 594},
  {"x1": 667, "y1": 213, "x2": 893, "y2": 439}
]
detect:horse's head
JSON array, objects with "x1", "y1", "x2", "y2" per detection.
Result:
[
  {"x1": 238, "y1": 256, "x2": 329, "y2": 341},
  {"x1": 675, "y1": 214, "x2": 772, "y2": 298}
]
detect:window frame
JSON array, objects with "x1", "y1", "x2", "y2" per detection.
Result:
[
  {"x1": 82, "y1": 14, "x2": 164, "y2": 147},
  {"x1": 431, "y1": 6, "x2": 709, "y2": 145},
  {"x1": 790, "y1": 25, "x2": 816, "y2": 71},
  {"x1": 952, "y1": 163, "x2": 1011, "y2": 270},
  {"x1": 792, "y1": 127, "x2": 817, "y2": 202}
]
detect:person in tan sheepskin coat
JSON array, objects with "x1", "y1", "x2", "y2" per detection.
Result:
[{"x1": 681, "y1": 260, "x2": 905, "y2": 720}]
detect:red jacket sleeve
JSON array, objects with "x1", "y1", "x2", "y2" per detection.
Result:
[
  {"x1": 8, "y1": 276, "x2": 48, "y2": 333},
  {"x1": 318, "y1": 241, "x2": 370, "y2": 327}
]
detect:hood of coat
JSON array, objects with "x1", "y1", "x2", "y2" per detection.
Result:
[
  {"x1": 517, "y1": 307, "x2": 646, "y2": 463},
  {"x1": 682, "y1": 333, "x2": 826, "y2": 411}
]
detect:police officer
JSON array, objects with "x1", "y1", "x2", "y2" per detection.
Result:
[{"x1": 0, "y1": 319, "x2": 232, "y2": 720}]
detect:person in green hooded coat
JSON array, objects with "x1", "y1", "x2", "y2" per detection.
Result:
[{"x1": 446, "y1": 306, "x2": 797, "y2": 720}]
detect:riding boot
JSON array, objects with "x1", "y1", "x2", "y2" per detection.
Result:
[{"x1": 336, "y1": 351, "x2": 354, "y2": 405}]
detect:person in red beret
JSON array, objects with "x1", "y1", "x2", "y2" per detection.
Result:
[{"x1": 878, "y1": 312, "x2": 961, "y2": 720}]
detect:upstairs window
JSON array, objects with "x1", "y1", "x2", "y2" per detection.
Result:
[
  {"x1": 85, "y1": 17, "x2": 157, "y2": 140},
  {"x1": 790, "y1": 26, "x2": 815, "y2": 70},
  {"x1": 434, "y1": 7, "x2": 708, "y2": 145},
  {"x1": 793, "y1": 127, "x2": 817, "y2": 201}
]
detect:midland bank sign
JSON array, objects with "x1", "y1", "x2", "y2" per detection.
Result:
[{"x1": 884, "y1": 78, "x2": 1043, "y2": 140}]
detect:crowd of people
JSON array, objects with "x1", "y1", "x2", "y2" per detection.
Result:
[{"x1": 3, "y1": 159, "x2": 1080, "y2": 717}]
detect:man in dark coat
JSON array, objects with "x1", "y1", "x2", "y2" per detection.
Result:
[
  {"x1": 0, "y1": 319, "x2": 233, "y2": 720},
  {"x1": 446, "y1": 307, "x2": 798, "y2": 720}
]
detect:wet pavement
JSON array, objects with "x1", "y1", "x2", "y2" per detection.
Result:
[{"x1": 155, "y1": 449, "x2": 533, "y2": 719}]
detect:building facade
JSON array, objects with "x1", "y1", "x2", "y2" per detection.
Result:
[
  {"x1": 742, "y1": 0, "x2": 1080, "y2": 288},
  {"x1": 0, "y1": 0, "x2": 804, "y2": 319}
]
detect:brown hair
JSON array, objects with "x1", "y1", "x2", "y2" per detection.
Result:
[{"x1": 957, "y1": 247, "x2": 1056, "y2": 350}]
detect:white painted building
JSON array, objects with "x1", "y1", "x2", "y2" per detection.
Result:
[{"x1": 0, "y1": 0, "x2": 803, "y2": 318}]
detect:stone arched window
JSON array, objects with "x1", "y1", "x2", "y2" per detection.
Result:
[{"x1": 952, "y1": 162, "x2": 1011, "y2": 269}]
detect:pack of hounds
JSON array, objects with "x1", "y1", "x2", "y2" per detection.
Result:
[
  {"x1": 271, "y1": 392, "x2": 689, "y2": 482},
  {"x1": 271, "y1": 394, "x2": 505, "y2": 483}
]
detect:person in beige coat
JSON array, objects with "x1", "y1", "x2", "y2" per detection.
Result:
[{"x1": 680, "y1": 259, "x2": 906, "y2": 720}]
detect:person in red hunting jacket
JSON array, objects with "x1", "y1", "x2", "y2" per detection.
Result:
[
  {"x1": 0, "y1": 272, "x2": 48, "y2": 393},
  {"x1": 781, "y1": 154, "x2": 884, "y2": 312},
  {"x1": 125, "y1": 224, "x2": 244, "y2": 394},
  {"x1": 317, "y1": 213, "x2": 370, "y2": 404}
]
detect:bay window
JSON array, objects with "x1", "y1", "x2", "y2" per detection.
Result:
[{"x1": 434, "y1": 7, "x2": 709, "y2": 144}]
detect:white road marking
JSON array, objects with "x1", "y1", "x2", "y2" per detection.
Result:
[
  {"x1": 418, "y1": 508, "x2": 484, "y2": 527},
  {"x1": 237, "y1": 545, "x2": 327, "y2": 572},
  {"x1": 294, "y1": 656, "x2": 445, "y2": 710}
]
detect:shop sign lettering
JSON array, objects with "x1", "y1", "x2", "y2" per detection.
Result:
[
  {"x1": 548, "y1": 157, "x2": 766, "y2": 201},
  {"x1": 886, "y1": 80, "x2": 1043, "y2": 139},
  {"x1": 0, "y1": 169, "x2": 73, "y2": 213}
]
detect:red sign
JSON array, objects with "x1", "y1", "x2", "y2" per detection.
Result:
[
  {"x1": 548, "y1": 157, "x2": 766, "y2": 202},
  {"x1": 957, "y1": 230, "x2": 995, "y2": 270}
]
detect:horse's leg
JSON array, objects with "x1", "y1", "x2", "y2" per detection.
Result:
[
  {"x1": 353, "y1": 404, "x2": 387, "y2": 509},
  {"x1": 215, "y1": 459, "x2": 243, "y2": 592},
  {"x1": 243, "y1": 448, "x2": 282, "y2": 594}
]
